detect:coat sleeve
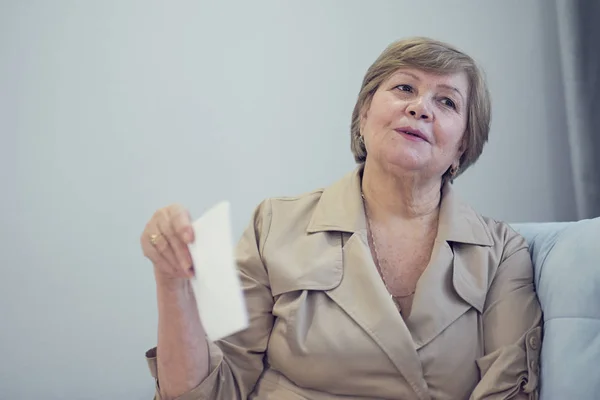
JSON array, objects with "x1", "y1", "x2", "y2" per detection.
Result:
[
  {"x1": 145, "y1": 199, "x2": 276, "y2": 400},
  {"x1": 470, "y1": 228, "x2": 543, "y2": 400}
]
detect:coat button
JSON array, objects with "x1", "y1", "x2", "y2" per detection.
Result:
[
  {"x1": 529, "y1": 359, "x2": 539, "y2": 373},
  {"x1": 528, "y1": 335, "x2": 539, "y2": 350}
]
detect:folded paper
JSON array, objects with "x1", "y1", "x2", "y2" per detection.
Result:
[{"x1": 188, "y1": 201, "x2": 248, "y2": 341}]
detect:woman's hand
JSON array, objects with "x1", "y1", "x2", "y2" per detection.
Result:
[
  {"x1": 142, "y1": 205, "x2": 212, "y2": 399},
  {"x1": 141, "y1": 204, "x2": 195, "y2": 287}
]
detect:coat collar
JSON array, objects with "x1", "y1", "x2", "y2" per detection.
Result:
[{"x1": 307, "y1": 164, "x2": 493, "y2": 247}]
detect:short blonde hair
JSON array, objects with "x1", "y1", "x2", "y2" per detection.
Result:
[{"x1": 350, "y1": 37, "x2": 491, "y2": 181}]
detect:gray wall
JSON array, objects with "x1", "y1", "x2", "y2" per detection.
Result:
[{"x1": 1, "y1": 1, "x2": 575, "y2": 399}]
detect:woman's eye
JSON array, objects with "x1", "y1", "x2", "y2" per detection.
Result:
[
  {"x1": 395, "y1": 84, "x2": 413, "y2": 92},
  {"x1": 441, "y1": 98, "x2": 456, "y2": 109}
]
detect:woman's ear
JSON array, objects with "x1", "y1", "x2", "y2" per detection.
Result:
[
  {"x1": 456, "y1": 135, "x2": 467, "y2": 159},
  {"x1": 359, "y1": 98, "x2": 374, "y2": 130},
  {"x1": 359, "y1": 107, "x2": 368, "y2": 133}
]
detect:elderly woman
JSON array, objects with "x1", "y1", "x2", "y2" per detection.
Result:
[{"x1": 141, "y1": 37, "x2": 542, "y2": 400}]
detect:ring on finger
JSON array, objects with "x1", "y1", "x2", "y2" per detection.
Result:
[{"x1": 149, "y1": 233, "x2": 162, "y2": 246}]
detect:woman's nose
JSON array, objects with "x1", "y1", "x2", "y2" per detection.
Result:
[{"x1": 406, "y1": 100, "x2": 432, "y2": 120}]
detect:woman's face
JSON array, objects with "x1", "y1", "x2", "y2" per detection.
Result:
[{"x1": 360, "y1": 67, "x2": 469, "y2": 181}]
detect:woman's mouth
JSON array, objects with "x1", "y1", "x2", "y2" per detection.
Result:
[{"x1": 394, "y1": 128, "x2": 429, "y2": 142}]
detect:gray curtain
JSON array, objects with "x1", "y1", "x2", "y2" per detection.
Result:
[{"x1": 555, "y1": 0, "x2": 600, "y2": 219}]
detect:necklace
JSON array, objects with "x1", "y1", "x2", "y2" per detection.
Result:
[{"x1": 361, "y1": 192, "x2": 416, "y2": 302}]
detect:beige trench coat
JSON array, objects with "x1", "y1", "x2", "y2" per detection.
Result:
[{"x1": 146, "y1": 166, "x2": 543, "y2": 400}]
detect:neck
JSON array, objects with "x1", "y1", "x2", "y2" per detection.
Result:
[{"x1": 361, "y1": 160, "x2": 442, "y2": 223}]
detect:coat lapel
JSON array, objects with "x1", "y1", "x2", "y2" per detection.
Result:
[
  {"x1": 307, "y1": 166, "x2": 431, "y2": 400},
  {"x1": 327, "y1": 230, "x2": 431, "y2": 400},
  {"x1": 405, "y1": 182, "x2": 493, "y2": 350}
]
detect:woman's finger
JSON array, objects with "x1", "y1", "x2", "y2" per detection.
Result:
[
  {"x1": 145, "y1": 227, "x2": 180, "y2": 278},
  {"x1": 147, "y1": 242, "x2": 183, "y2": 278},
  {"x1": 157, "y1": 209, "x2": 193, "y2": 276},
  {"x1": 171, "y1": 205, "x2": 195, "y2": 244},
  {"x1": 168, "y1": 206, "x2": 194, "y2": 274},
  {"x1": 140, "y1": 225, "x2": 179, "y2": 277}
]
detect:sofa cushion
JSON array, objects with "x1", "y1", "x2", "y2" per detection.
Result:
[{"x1": 512, "y1": 218, "x2": 600, "y2": 400}]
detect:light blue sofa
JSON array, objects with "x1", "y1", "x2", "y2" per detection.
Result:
[{"x1": 512, "y1": 218, "x2": 600, "y2": 400}]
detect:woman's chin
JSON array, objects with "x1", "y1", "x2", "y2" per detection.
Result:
[{"x1": 382, "y1": 152, "x2": 427, "y2": 172}]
